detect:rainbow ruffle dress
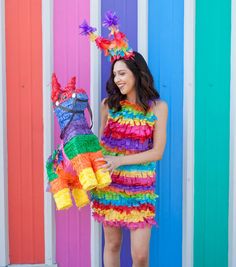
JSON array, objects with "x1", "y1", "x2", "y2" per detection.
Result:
[{"x1": 90, "y1": 100, "x2": 158, "y2": 229}]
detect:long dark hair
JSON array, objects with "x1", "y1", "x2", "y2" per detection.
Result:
[{"x1": 105, "y1": 51, "x2": 160, "y2": 113}]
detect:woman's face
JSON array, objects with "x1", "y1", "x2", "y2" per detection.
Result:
[{"x1": 113, "y1": 60, "x2": 136, "y2": 96}]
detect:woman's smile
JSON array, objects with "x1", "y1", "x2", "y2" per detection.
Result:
[{"x1": 113, "y1": 60, "x2": 136, "y2": 96}]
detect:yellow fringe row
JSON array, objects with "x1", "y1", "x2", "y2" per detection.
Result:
[
  {"x1": 93, "y1": 208, "x2": 155, "y2": 223},
  {"x1": 112, "y1": 117, "x2": 155, "y2": 127}
]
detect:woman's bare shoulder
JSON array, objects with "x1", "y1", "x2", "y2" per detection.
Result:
[
  {"x1": 151, "y1": 100, "x2": 168, "y2": 118},
  {"x1": 101, "y1": 98, "x2": 109, "y2": 114}
]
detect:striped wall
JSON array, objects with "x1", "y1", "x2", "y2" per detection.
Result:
[{"x1": 0, "y1": 0, "x2": 235, "y2": 267}]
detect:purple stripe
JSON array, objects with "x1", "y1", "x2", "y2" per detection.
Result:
[
  {"x1": 101, "y1": 2, "x2": 138, "y2": 265},
  {"x1": 110, "y1": 183, "x2": 155, "y2": 192},
  {"x1": 63, "y1": 120, "x2": 93, "y2": 144},
  {"x1": 101, "y1": 136, "x2": 150, "y2": 151}
]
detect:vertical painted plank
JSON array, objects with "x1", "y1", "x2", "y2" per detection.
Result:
[
  {"x1": 5, "y1": 0, "x2": 44, "y2": 263},
  {"x1": 137, "y1": 0, "x2": 148, "y2": 61},
  {"x1": 0, "y1": 0, "x2": 9, "y2": 266},
  {"x1": 53, "y1": 1, "x2": 91, "y2": 267},
  {"x1": 182, "y1": 0, "x2": 195, "y2": 265},
  {"x1": 194, "y1": 0, "x2": 231, "y2": 266},
  {"x1": 42, "y1": 0, "x2": 56, "y2": 265},
  {"x1": 229, "y1": 1, "x2": 236, "y2": 266},
  {"x1": 90, "y1": 1, "x2": 103, "y2": 267},
  {"x1": 101, "y1": 1, "x2": 137, "y2": 266},
  {"x1": 149, "y1": 0, "x2": 184, "y2": 266},
  {"x1": 101, "y1": 0, "x2": 137, "y2": 100}
]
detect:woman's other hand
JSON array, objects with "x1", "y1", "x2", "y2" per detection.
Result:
[{"x1": 95, "y1": 155, "x2": 123, "y2": 174}]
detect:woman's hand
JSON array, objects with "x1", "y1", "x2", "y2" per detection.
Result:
[{"x1": 95, "y1": 155, "x2": 122, "y2": 174}]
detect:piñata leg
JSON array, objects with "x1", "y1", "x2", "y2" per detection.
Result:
[
  {"x1": 46, "y1": 149, "x2": 72, "y2": 210},
  {"x1": 70, "y1": 153, "x2": 98, "y2": 191},
  {"x1": 57, "y1": 167, "x2": 90, "y2": 209},
  {"x1": 61, "y1": 150, "x2": 90, "y2": 208},
  {"x1": 50, "y1": 176, "x2": 72, "y2": 210},
  {"x1": 67, "y1": 170, "x2": 90, "y2": 208},
  {"x1": 90, "y1": 151, "x2": 111, "y2": 188}
]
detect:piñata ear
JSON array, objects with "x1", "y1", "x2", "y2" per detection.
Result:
[
  {"x1": 66, "y1": 76, "x2": 76, "y2": 91},
  {"x1": 51, "y1": 73, "x2": 61, "y2": 102}
]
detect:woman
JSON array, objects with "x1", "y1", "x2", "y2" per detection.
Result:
[{"x1": 91, "y1": 51, "x2": 168, "y2": 267}]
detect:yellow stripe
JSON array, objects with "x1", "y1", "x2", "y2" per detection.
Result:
[
  {"x1": 112, "y1": 170, "x2": 155, "y2": 178},
  {"x1": 110, "y1": 117, "x2": 155, "y2": 127},
  {"x1": 93, "y1": 208, "x2": 155, "y2": 223}
]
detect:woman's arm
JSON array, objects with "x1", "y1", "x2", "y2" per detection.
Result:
[
  {"x1": 99, "y1": 100, "x2": 168, "y2": 172},
  {"x1": 99, "y1": 98, "x2": 109, "y2": 139}
]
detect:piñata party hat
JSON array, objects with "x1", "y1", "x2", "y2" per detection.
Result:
[{"x1": 79, "y1": 11, "x2": 134, "y2": 62}]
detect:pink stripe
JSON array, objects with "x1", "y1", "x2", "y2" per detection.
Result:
[
  {"x1": 112, "y1": 174, "x2": 156, "y2": 186},
  {"x1": 54, "y1": 1, "x2": 91, "y2": 267},
  {"x1": 93, "y1": 213, "x2": 157, "y2": 230}
]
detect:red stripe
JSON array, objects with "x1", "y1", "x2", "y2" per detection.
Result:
[
  {"x1": 92, "y1": 201, "x2": 155, "y2": 213},
  {"x1": 6, "y1": 0, "x2": 44, "y2": 263}
]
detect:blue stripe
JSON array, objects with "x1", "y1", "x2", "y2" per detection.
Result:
[
  {"x1": 91, "y1": 194, "x2": 157, "y2": 207},
  {"x1": 148, "y1": 0, "x2": 184, "y2": 266}
]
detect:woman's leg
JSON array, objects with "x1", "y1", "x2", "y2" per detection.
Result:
[
  {"x1": 130, "y1": 227, "x2": 151, "y2": 267},
  {"x1": 103, "y1": 226, "x2": 122, "y2": 267}
]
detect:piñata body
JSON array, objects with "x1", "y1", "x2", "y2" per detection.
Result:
[{"x1": 46, "y1": 75, "x2": 111, "y2": 210}]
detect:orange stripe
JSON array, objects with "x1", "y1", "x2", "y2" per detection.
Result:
[{"x1": 6, "y1": 0, "x2": 44, "y2": 263}]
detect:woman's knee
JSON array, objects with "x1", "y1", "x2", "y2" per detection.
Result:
[
  {"x1": 132, "y1": 249, "x2": 149, "y2": 266},
  {"x1": 104, "y1": 226, "x2": 122, "y2": 253},
  {"x1": 130, "y1": 227, "x2": 151, "y2": 266},
  {"x1": 105, "y1": 239, "x2": 122, "y2": 253}
]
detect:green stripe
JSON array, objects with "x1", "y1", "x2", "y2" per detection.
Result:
[
  {"x1": 91, "y1": 190, "x2": 157, "y2": 200},
  {"x1": 194, "y1": 0, "x2": 231, "y2": 266},
  {"x1": 64, "y1": 134, "x2": 101, "y2": 159}
]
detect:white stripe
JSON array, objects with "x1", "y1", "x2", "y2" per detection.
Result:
[
  {"x1": 228, "y1": 0, "x2": 236, "y2": 265},
  {"x1": 182, "y1": 0, "x2": 195, "y2": 265},
  {"x1": 0, "y1": 1, "x2": 9, "y2": 266},
  {"x1": 137, "y1": 0, "x2": 148, "y2": 62},
  {"x1": 42, "y1": 0, "x2": 56, "y2": 265},
  {"x1": 90, "y1": 1, "x2": 102, "y2": 267}
]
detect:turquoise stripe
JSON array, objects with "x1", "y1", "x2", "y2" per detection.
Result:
[
  {"x1": 109, "y1": 110, "x2": 157, "y2": 122},
  {"x1": 117, "y1": 162, "x2": 156, "y2": 171},
  {"x1": 194, "y1": 0, "x2": 231, "y2": 266}
]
